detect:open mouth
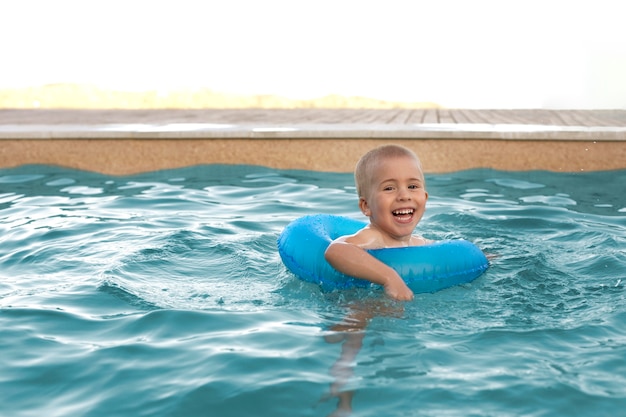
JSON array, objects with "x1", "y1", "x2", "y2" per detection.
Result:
[{"x1": 392, "y1": 208, "x2": 414, "y2": 217}]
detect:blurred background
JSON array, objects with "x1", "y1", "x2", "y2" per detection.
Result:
[{"x1": 2, "y1": 0, "x2": 625, "y2": 109}]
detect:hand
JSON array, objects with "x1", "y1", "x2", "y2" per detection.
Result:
[{"x1": 383, "y1": 276, "x2": 414, "y2": 301}]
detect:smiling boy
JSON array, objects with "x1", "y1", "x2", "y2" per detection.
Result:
[{"x1": 324, "y1": 144, "x2": 429, "y2": 301}]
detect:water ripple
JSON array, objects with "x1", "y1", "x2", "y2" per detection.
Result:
[{"x1": 1, "y1": 165, "x2": 625, "y2": 416}]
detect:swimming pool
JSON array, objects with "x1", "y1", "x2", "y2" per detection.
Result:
[{"x1": 1, "y1": 164, "x2": 625, "y2": 416}]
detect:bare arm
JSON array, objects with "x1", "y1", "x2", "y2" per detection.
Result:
[{"x1": 324, "y1": 240, "x2": 414, "y2": 301}]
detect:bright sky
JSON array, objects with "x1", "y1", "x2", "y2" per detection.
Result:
[{"x1": 2, "y1": 0, "x2": 625, "y2": 108}]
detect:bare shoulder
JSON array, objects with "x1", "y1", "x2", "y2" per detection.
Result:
[
  {"x1": 409, "y1": 235, "x2": 433, "y2": 246},
  {"x1": 335, "y1": 227, "x2": 385, "y2": 249}
]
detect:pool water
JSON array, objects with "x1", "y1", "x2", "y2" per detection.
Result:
[{"x1": 1, "y1": 164, "x2": 625, "y2": 417}]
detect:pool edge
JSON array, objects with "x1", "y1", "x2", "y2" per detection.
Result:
[
  {"x1": 2, "y1": 108, "x2": 624, "y2": 174},
  {"x1": 2, "y1": 137, "x2": 624, "y2": 175}
]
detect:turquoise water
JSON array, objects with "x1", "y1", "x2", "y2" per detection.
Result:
[{"x1": 1, "y1": 164, "x2": 625, "y2": 417}]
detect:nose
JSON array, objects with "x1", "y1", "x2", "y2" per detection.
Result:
[{"x1": 397, "y1": 187, "x2": 411, "y2": 200}]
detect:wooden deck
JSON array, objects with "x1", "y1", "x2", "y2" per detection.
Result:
[
  {"x1": 1, "y1": 109, "x2": 625, "y2": 174},
  {"x1": 2, "y1": 108, "x2": 626, "y2": 126}
]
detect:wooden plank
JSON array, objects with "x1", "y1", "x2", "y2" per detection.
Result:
[
  {"x1": 404, "y1": 110, "x2": 427, "y2": 124},
  {"x1": 421, "y1": 109, "x2": 439, "y2": 123},
  {"x1": 574, "y1": 109, "x2": 616, "y2": 127},
  {"x1": 455, "y1": 109, "x2": 490, "y2": 124},
  {"x1": 385, "y1": 110, "x2": 413, "y2": 124},
  {"x1": 448, "y1": 109, "x2": 472, "y2": 124},
  {"x1": 438, "y1": 109, "x2": 455, "y2": 124}
]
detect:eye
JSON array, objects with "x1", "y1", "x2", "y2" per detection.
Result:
[{"x1": 408, "y1": 184, "x2": 421, "y2": 190}]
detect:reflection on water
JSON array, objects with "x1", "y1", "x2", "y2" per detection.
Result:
[{"x1": 323, "y1": 298, "x2": 405, "y2": 416}]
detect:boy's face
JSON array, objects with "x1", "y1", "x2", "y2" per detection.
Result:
[{"x1": 359, "y1": 155, "x2": 428, "y2": 242}]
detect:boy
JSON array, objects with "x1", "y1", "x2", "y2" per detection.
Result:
[{"x1": 324, "y1": 144, "x2": 429, "y2": 301}]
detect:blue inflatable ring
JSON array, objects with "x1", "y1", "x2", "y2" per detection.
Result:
[{"x1": 278, "y1": 214, "x2": 489, "y2": 293}]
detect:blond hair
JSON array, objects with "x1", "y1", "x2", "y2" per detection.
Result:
[{"x1": 354, "y1": 144, "x2": 424, "y2": 197}]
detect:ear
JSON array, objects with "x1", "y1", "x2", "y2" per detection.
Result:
[{"x1": 359, "y1": 197, "x2": 371, "y2": 217}]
